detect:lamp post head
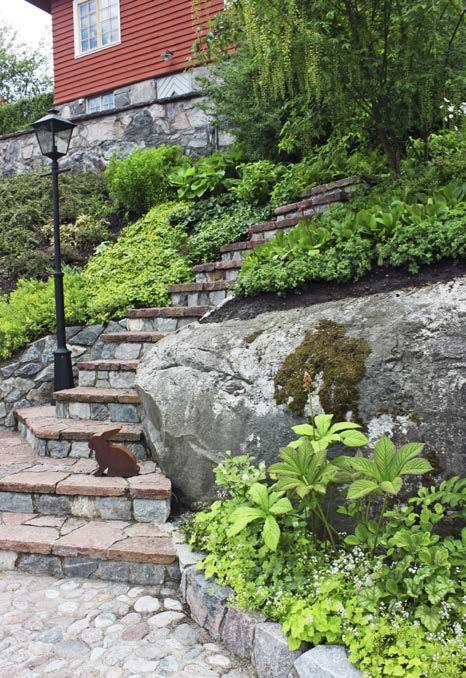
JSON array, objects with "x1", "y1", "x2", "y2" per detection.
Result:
[{"x1": 32, "y1": 108, "x2": 76, "y2": 160}]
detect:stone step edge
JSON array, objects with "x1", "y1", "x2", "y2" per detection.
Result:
[
  {"x1": 255, "y1": 192, "x2": 347, "y2": 231},
  {"x1": 272, "y1": 174, "x2": 374, "y2": 216},
  {"x1": 53, "y1": 387, "x2": 140, "y2": 405},
  {"x1": 1, "y1": 549, "x2": 179, "y2": 585},
  {"x1": 125, "y1": 306, "x2": 211, "y2": 319},
  {"x1": 192, "y1": 260, "x2": 242, "y2": 273},
  {"x1": 170, "y1": 281, "x2": 234, "y2": 294},
  {"x1": 78, "y1": 360, "x2": 139, "y2": 372},
  {"x1": 15, "y1": 406, "x2": 143, "y2": 442},
  {"x1": 0, "y1": 468, "x2": 171, "y2": 500},
  {"x1": 220, "y1": 241, "x2": 260, "y2": 254},
  {"x1": 0, "y1": 512, "x2": 177, "y2": 566},
  {"x1": 100, "y1": 332, "x2": 166, "y2": 344}
]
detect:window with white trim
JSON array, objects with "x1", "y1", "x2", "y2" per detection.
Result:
[
  {"x1": 74, "y1": 0, "x2": 120, "y2": 57},
  {"x1": 86, "y1": 92, "x2": 115, "y2": 114}
]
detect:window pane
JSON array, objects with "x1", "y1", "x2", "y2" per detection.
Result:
[
  {"x1": 102, "y1": 94, "x2": 114, "y2": 110},
  {"x1": 87, "y1": 96, "x2": 101, "y2": 113}
]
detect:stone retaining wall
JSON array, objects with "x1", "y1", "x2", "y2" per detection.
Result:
[
  {"x1": 0, "y1": 323, "x2": 117, "y2": 430},
  {"x1": 0, "y1": 68, "x2": 233, "y2": 176},
  {"x1": 174, "y1": 535, "x2": 361, "y2": 678}
]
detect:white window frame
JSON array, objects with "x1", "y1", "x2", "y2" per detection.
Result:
[
  {"x1": 73, "y1": 0, "x2": 121, "y2": 58},
  {"x1": 86, "y1": 92, "x2": 115, "y2": 114}
]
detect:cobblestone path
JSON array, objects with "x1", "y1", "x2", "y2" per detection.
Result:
[{"x1": 0, "y1": 572, "x2": 254, "y2": 678}]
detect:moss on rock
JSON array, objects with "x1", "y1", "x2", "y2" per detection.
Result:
[{"x1": 274, "y1": 319, "x2": 371, "y2": 420}]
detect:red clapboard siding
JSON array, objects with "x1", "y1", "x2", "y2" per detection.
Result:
[{"x1": 50, "y1": 0, "x2": 224, "y2": 104}]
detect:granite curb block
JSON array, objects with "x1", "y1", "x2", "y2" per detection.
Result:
[
  {"x1": 175, "y1": 536, "x2": 361, "y2": 678},
  {"x1": 0, "y1": 549, "x2": 179, "y2": 585}
]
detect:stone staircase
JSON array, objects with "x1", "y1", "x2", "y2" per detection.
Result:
[{"x1": 0, "y1": 175, "x2": 369, "y2": 584}]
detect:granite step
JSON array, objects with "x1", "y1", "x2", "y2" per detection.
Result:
[
  {"x1": 15, "y1": 405, "x2": 147, "y2": 460},
  {"x1": 98, "y1": 332, "x2": 166, "y2": 360},
  {"x1": 273, "y1": 182, "x2": 363, "y2": 220},
  {"x1": 1, "y1": 430, "x2": 171, "y2": 523},
  {"x1": 0, "y1": 511, "x2": 178, "y2": 584},
  {"x1": 220, "y1": 240, "x2": 261, "y2": 262},
  {"x1": 193, "y1": 260, "x2": 242, "y2": 283},
  {"x1": 78, "y1": 359, "x2": 139, "y2": 389},
  {"x1": 125, "y1": 306, "x2": 210, "y2": 332},
  {"x1": 170, "y1": 281, "x2": 233, "y2": 307},
  {"x1": 54, "y1": 387, "x2": 142, "y2": 424}
]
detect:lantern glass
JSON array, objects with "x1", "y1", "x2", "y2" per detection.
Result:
[{"x1": 32, "y1": 109, "x2": 75, "y2": 159}]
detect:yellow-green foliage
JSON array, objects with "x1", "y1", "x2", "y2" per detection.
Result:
[
  {"x1": 0, "y1": 270, "x2": 89, "y2": 360},
  {"x1": 84, "y1": 202, "x2": 193, "y2": 319},
  {"x1": 274, "y1": 320, "x2": 370, "y2": 420},
  {"x1": 0, "y1": 202, "x2": 193, "y2": 360}
]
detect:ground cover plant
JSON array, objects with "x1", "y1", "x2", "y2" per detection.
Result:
[
  {"x1": 0, "y1": 202, "x2": 193, "y2": 360},
  {"x1": 185, "y1": 375, "x2": 466, "y2": 677},
  {"x1": 236, "y1": 166, "x2": 466, "y2": 297}
]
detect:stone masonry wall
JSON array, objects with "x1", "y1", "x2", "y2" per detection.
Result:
[
  {"x1": 0, "y1": 323, "x2": 117, "y2": 429},
  {"x1": 0, "y1": 67, "x2": 233, "y2": 176}
]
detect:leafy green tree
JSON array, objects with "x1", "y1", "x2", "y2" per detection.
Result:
[
  {"x1": 0, "y1": 23, "x2": 52, "y2": 102},
  {"x1": 199, "y1": 0, "x2": 465, "y2": 172}
]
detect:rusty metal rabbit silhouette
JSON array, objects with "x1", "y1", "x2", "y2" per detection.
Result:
[{"x1": 89, "y1": 427, "x2": 140, "y2": 478}]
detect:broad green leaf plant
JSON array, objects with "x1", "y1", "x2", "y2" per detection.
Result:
[{"x1": 228, "y1": 482, "x2": 293, "y2": 551}]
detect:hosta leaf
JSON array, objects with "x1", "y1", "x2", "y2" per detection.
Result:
[
  {"x1": 329, "y1": 421, "x2": 362, "y2": 434},
  {"x1": 339, "y1": 430, "x2": 369, "y2": 448},
  {"x1": 248, "y1": 483, "x2": 270, "y2": 511},
  {"x1": 374, "y1": 436, "x2": 396, "y2": 478},
  {"x1": 347, "y1": 479, "x2": 379, "y2": 499},
  {"x1": 314, "y1": 414, "x2": 334, "y2": 437},
  {"x1": 380, "y1": 477, "x2": 402, "y2": 495},
  {"x1": 227, "y1": 506, "x2": 264, "y2": 536},
  {"x1": 269, "y1": 497, "x2": 293, "y2": 515},
  {"x1": 292, "y1": 424, "x2": 315, "y2": 437},
  {"x1": 348, "y1": 457, "x2": 380, "y2": 480},
  {"x1": 399, "y1": 458, "x2": 433, "y2": 475},
  {"x1": 262, "y1": 515, "x2": 280, "y2": 551},
  {"x1": 391, "y1": 442, "x2": 425, "y2": 475}
]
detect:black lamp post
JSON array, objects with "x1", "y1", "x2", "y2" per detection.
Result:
[{"x1": 32, "y1": 108, "x2": 76, "y2": 393}]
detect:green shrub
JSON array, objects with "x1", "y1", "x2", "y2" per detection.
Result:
[
  {"x1": 0, "y1": 92, "x2": 54, "y2": 135},
  {"x1": 41, "y1": 214, "x2": 110, "y2": 263},
  {"x1": 237, "y1": 183, "x2": 466, "y2": 296},
  {"x1": 201, "y1": 51, "x2": 290, "y2": 161},
  {"x1": 106, "y1": 146, "x2": 186, "y2": 215},
  {"x1": 0, "y1": 170, "x2": 111, "y2": 290},
  {"x1": 169, "y1": 151, "x2": 241, "y2": 200},
  {"x1": 0, "y1": 270, "x2": 90, "y2": 360},
  {"x1": 232, "y1": 161, "x2": 287, "y2": 205},
  {"x1": 185, "y1": 401, "x2": 465, "y2": 676},
  {"x1": 84, "y1": 202, "x2": 193, "y2": 318},
  {"x1": 183, "y1": 199, "x2": 270, "y2": 264},
  {"x1": 0, "y1": 202, "x2": 193, "y2": 359},
  {"x1": 271, "y1": 137, "x2": 387, "y2": 208}
]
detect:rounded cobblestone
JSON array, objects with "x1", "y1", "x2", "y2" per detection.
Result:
[{"x1": 0, "y1": 572, "x2": 254, "y2": 676}]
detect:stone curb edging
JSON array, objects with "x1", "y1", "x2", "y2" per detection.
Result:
[{"x1": 174, "y1": 534, "x2": 361, "y2": 678}]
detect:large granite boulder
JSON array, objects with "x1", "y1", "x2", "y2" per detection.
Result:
[{"x1": 136, "y1": 279, "x2": 465, "y2": 507}]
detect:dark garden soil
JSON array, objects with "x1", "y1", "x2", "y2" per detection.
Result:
[{"x1": 201, "y1": 259, "x2": 465, "y2": 323}]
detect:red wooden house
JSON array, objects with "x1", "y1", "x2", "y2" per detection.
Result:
[{"x1": 26, "y1": 0, "x2": 223, "y2": 108}]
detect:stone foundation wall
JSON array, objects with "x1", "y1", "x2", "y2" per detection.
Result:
[
  {"x1": 0, "y1": 68, "x2": 233, "y2": 175},
  {"x1": 0, "y1": 323, "x2": 117, "y2": 429}
]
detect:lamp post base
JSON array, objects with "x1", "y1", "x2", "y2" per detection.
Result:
[{"x1": 54, "y1": 348, "x2": 75, "y2": 393}]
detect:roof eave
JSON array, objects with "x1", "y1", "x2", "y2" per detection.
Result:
[{"x1": 25, "y1": 0, "x2": 51, "y2": 14}]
